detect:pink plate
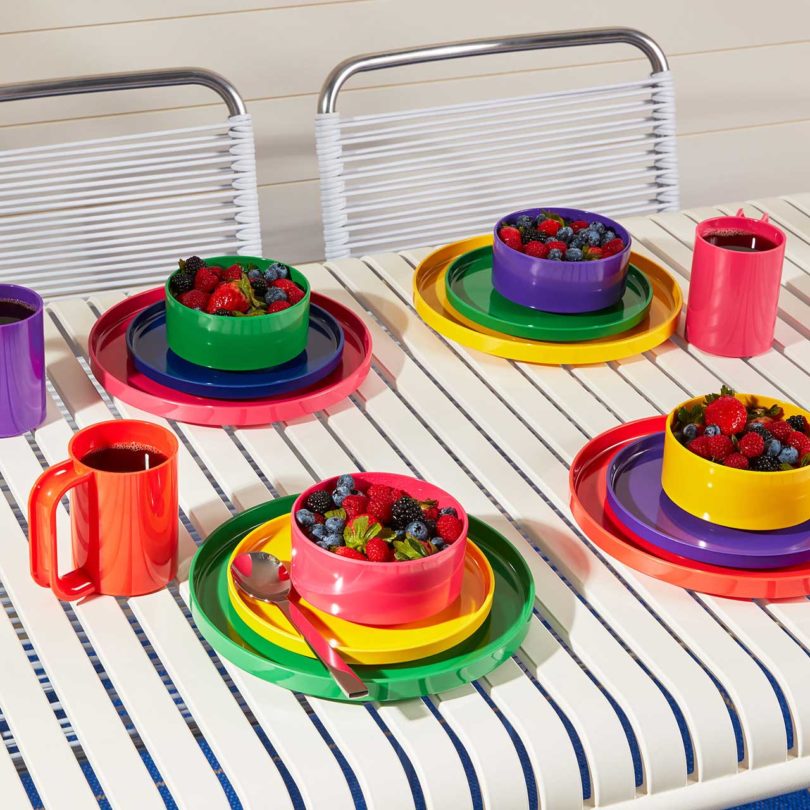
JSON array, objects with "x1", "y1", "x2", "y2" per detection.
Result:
[{"x1": 89, "y1": 288, "x2": 372, "y2": 427}]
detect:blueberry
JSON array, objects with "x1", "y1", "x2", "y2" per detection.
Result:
[
  {"x1": 321, "y1": 533, "x2": 344, "y2": 549},
  {"x1": 336, "y1": 474, "x2": 354, "y2": 491},
  {"x1": 778, "y1": 446, "x2": 799, "y2": 465},
  {"x1": 601, "y1": 230, "x2": 616, "y2": 246},
  {"x1": 268, "y1": 262, "x2": 289, "y2": 280},
  {"x1": 590, "y1": 221, "x2": 606, "y2": 234},
  {"x1": 265, "y1": 287, "x2": 288, "y2": 304},
  {"x1": 766, "y1": 439, "x2": 782, "y2": 457},
  {"x1": 585, "y1": 229, "x2": 602, "y2": 246},
  {"x1": 325, "y1": 516, "x2": 345, "y2": 534},
  {"x1": 515, "y1": 215, "x2": 534, "y2": 229},
  {"x1": 431, "y1": 538, "x2": 446, "y2": 550},
  {"x1": 296, "y1": 508, "x2": 316, "y2": 527},
  {"x1": 332, "y1": 485, "x2": 351, "y2": 506},
  {"x1": 565, "y1": 248, "x2": 583, "y2": 261},
  {"x1": 570, "y1": 235, "x2": 586, "y2": 249},
  {"x1": 247, "y1": 267, "x2": 262, "y2": 281},
  {"x1": 439, "y1": 506, "x2": 458, "y2": 517},
  {"x1": 683, "y1": 424, "x2": 698, "y2": 440},
  {"x1": 310, "y1": 523, "x2": 327, "y2": 541},
  {"x1": 263, "y1": 266, "x2": 279, "y2": 282},
  {"x1": 548, "y1": 248, "x2": 563, "y2": 260},
  {"x1": 556, "y1": 226, "x2": 573, "y2": 243},
  {"x1": 405, "y1": 520, "x2": 429, "y2": 541},
  {"x1": 704, "y1": 425, "x2": 721, "y2": 437}
]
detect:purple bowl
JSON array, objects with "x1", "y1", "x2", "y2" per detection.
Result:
[{"x1": 492, "y1": 207, "x2": 633, "y2": 313}]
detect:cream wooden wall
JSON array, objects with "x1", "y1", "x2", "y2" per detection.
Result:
[{"x1": 1, "y1": 0, "x2": 809, "y2": 264}]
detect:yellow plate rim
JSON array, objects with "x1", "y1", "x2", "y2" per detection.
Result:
[
  {"x1": 226, "y1": 515, "x2": 495, "y2": 665},
  {"x1": 413, "y1": 235, "x2": 683, "y2": 364}
]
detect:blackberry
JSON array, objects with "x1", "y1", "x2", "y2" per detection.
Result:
[
  {"x1": 424, "y1": 519, "x2": 437, "y2": 536},
  {"x1": 787, "y1": 415, "x2": 808, "y2": 433},
  {"x1": 749, "y1": 423, "x2": 774, "y2": 443},
  {"x1": 251, "y1": 278, "x2": 268, "y2": 298},
  {"x1": 391, "y1": 496, "x2": 423, "y2": 529},
  {"x1": 306, "y1": 489, "x2": 334, "y2": 513},
  {"x1": 520, "y1": 227, "x2": 541, "y2": 244},
  {"x1": 214, "y1": 309, "x2": 234, "y2": 316},
  {"x1": 750, "y1": 455, "x2": 780, "y2": 472},
  {"x1": 184, "y1": 256, "x2": 205, "y2": 273},
  {"x1": 170, "y1": 271, "x2": 195, "y2": 295}
]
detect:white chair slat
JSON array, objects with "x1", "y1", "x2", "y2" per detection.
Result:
[{"x1": 0, "y1": 569, "x2": 96, "y2": 808}]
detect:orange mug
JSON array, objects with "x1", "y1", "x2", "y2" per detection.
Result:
[{"x1": 29, "y1": 420, "x2": 179, "y2": 600}]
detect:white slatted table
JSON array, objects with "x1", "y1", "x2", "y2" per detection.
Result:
[{"x1": 1, "y1": 194, "x2": 810, "y2": 810}]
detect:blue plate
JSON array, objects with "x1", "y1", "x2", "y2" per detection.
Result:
[{"x1": 127, "y1": 302, "x2": 344, "y2": 400}]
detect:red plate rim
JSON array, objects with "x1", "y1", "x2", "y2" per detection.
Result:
[
  {"x1": 88, "y1": 288, "x2": 372, "y2": 427},
  {"x1": 569, "y1": 416, "x2": 810, "y2": 599}
]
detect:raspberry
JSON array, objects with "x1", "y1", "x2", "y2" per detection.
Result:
[
  {"x1": 342, "y1": 494, "x2": 369, "y2": 519},
  {"x1": 687, "y1": 436, "x2": 712, "y2": 458},
  {"x1": 723, "y1": 453, "x2": 749, "y2": 469},
  {"x1": 602, "y1": 238, "x2": 625, "y2": 256},
  {"x1": 704, "y1": 395, "x2": 747, "y2": 436},
  {"x1": 537, "y1": 218, "x2": 561, "y2": 237},
  {"x1": 786, "y1": 431, "x2": 810, "y2": 456},
  {"x1": 273, "y1": 278, "x2": 305, "y2": 305},
  {"x1": 365, "y1": 537, "x2": 394, "y2": 562},
  {"x1": 422, "y1": 506, "x2": 439, "y2": 522},
  {"x1": 766, "y1": 420, "x2": 792, "y2": 441},
  {"x1": 367, "y1": 497, "x2": 392, "y2": 525},
  {"x1": 267, "y1": 301, "x2": 291, "y2": 313},
  {"x1": 194, "y1": 266, "x2": 221, "y2": 294},
  {"x1": 787, "y1": 414, "x2": 809, "y2": 433},
  {"x1": 223, "y1": 264, "x2": 243, "y2": 281},
  {"x1": 705, "y1": 435, "x2": 734, "y2": 461},
  {"x1": 436, "y1": 514, "x2": 463, "y2": 543},
  {"x1": 524, "y1": 241, "x2": 549, "y2": 258},
  {"x1": 366, "y1": 484, "x2": 394, "y2": 504},
  {"x1": 498, "y1": 226, "x2": 523, "y2": 251},
  {"x1": 738, "y1": 431, "x2": 765, "y2": 458},
  {"x1": 178, "y1": 289, "x2": 208, "y2": 310},
  {"x1": 570, "y1": 220, "x2": 589, "y2": 232},
  {"x1": 334, "y1": 546, "x2": 367, "y2": 560}
]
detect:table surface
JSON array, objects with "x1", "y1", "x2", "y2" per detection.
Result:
[{"x1": 1, "y1": 196, "x2": 810, "y2": 810}]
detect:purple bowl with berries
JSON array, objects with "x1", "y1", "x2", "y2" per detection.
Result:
[{"x1": 492, "y1": 207, "x2": 633, "y2": 313}]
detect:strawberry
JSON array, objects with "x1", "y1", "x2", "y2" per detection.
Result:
[
  {"x1": 545, "y1": 240, "x2": 567, "y2": 253},
  {"x1": 205, "y1": 282, "x2": 250, "y2": 314},
  {"x1": 223, "y1": 264, "x2": 243, "y2": 282},
  {"x1": 334, "y1": 546, "x2": 367, "y2": 560},
  {"x1": 365, "y1": 536, "x2": 394, "y2": 562},
  {"x1": 178, "y1": 289, "x2": 209, "y2": 310},
  {"x1": 723, "y1": 452, "x2": 749, "y2": 469},
  {"x1": 537, "y1": 218, "x2": 561, "y2": 237},
  {"x1": 498, "y1": 226, "x2": 523, "y2": 251},
  {"x1": 571, "y1": 220, "x2": 589, "y2": 232},
  {"x1": 601, "y1": 238, "x2": 625, "y2": 257},
  {"x1": 436, "y1": 514, "x2": 463, "y2": 543},
  {"x1": 787, "y1": 431, "x2": 810, "y2": 456},
  {"x1": 268, "y1": 301, "x2": 291, "y2": 313},
  {"x1": 738, "y1": 431, "x2": 765, "y2": 458},
  {"x1": 687, "y1": 436, "x2": 712, "y2": 458},
  {"x1": 766, "y1": 420, "x2": 793, "y2": 442},
  {"x1": 524, "y1": 241, "x2": 549, "y2": 258},
  {"x1": 273, "y1": 278, "x2": 305, "y2": 305},
  {"x1": 194, "y1": 266, "x2": 222, "y2": 293},
  {"x1": 342, "y1": 494, "x2": 368, "y2": 519},
  {"x1": 585, "y1": 247, "x2": 604, "y2": 259},
  {"x1": 704, "y1": 395, "x2": 747, "y2": 436},
  {"x1": 705, "y1": 434, "x2": 734, "y2": 461}
]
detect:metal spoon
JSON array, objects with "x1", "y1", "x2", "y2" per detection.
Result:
[{"x1": 231, "y1": 551, "x2": 369, "y2": 699}]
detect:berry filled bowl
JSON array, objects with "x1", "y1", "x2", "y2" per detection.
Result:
[
  {"x1": 661, "y1": 386, "x2": 810, "y2": 530},
  {"x1": 165, "y1": 255, "x2": 310, "y2": 371},
  {"x1": 492, "y1": 207, "x2": 632, "y2": 313},
  {"x1": 290, "y1": 472, "x2": 469, "y2": 625}
]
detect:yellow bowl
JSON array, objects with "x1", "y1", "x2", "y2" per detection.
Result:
[{"x1": 661, "y1": 394, "x2": 810, "y2": 530}]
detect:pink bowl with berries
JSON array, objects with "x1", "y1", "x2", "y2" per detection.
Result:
[
  {"x1": 290, "y1": 472, "x2": 469, "y2": 625},
  {"x1": 492, "y1": 207, "x2": 632, "y2": 313}
]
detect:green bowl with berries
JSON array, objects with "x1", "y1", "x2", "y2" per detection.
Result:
[{"x1": 165, "y1": 255, "x2": 310, "y2": 371}]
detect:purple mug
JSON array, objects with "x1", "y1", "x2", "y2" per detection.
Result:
[{"x1": 0, "y1": 284, "x2": 46, "y2": 437}]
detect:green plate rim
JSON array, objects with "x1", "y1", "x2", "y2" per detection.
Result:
[
  {"x1": 445, "y1": 245, "x2": 654, "y2": 342},
  {"x1": 188, "y1": 495, "x2": 535, "y2": 702}
]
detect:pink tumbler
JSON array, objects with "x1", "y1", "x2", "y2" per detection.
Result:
[{"x1": 686, "y1": 210, "x2": 785, "y2": 357}]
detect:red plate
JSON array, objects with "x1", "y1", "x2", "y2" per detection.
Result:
[
  {"x1": 569, "y1": 416, "x2": 810, "y2": 599},
  {"x1": 89, "y1": 288, "x2": 372, "y2": 427}
]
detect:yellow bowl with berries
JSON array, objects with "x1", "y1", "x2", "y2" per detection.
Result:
[{"x1": 661, "y1": 391, "x2": 810, "y2": 530}]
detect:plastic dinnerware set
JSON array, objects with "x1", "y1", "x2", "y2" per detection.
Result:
[{"x1": 413, "y1": 207, "x2": 683, "y2": 365}]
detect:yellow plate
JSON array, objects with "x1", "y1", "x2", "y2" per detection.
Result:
[
  {"x1": 413, "y1": 235, "x2": 683, "y2": 365},
  {"x1": 227, "y1": 515, "x2": 495, "y2": 665}
]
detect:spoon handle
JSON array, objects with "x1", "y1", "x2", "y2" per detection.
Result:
[{"x1": 277, "y1": 599, "x2": 369, "y2": 699}]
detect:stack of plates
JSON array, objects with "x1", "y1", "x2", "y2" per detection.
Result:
[
  {"x1": 570, "y1": 417, "x2": 810, "y2": 599},
  {"x1": 414, "y1": 236, "x2": 683, "y2": 365},
  {"x1": 189, "y1": 496, "x2": 534, "y2": 702},
  {"x1": 88, "y1": 289, "x2": 373, "y2": 427}
]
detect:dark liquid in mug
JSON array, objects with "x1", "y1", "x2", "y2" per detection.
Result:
[
  {"x1": 704, "y1": 230, "x2": 778, "y2": 253},
  {"x1": 81, "y1": 443, "x2": 168, "y2": 472},
  {"x1": 0, "y1": 299, "x2": 35, "y2": 325}
]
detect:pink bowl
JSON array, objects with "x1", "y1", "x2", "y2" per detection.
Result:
[{"x1": 290, "y1": 472, "x2": 469, "y2": 625}]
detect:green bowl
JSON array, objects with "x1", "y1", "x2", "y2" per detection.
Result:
[{"x1": 164, "y1": 256, "x2": 311, "y2": 371}]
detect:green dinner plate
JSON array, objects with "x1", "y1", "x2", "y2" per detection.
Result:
[
  {"x1": 445, "y1": 246, "x2": 654, "y2": 342},
  {"x1": 188, "y1": 496, "x2": 534, "y2": 702}
]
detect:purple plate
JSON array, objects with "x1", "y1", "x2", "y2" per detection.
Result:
[{"x1": 606, "y1": 433, "x2": 810, "y2": 569}]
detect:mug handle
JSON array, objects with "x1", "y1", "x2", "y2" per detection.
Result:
[
  {"x1": 736, "y1": 207, "x2": 770, "y2": 223},
  {"x1": 29, "y1": 460, "x2": 96, "y2": 601}
]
